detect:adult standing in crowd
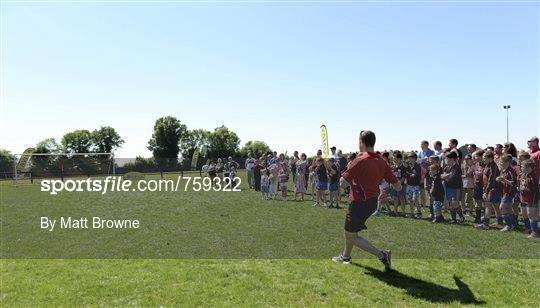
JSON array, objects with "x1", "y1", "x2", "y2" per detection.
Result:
[
  {"x1": 528, "y1": 136, "x2": 540, "y2": 207},
  {"x1": 329, "y1": 146, "x2": 339, "y2": 159},
  {"x1": 290, "y1": 151, "x2": 299, "y2": 183},
  {"x1": 294, "y1": 153, "x2": 308, "y2": 201},
  {"x1": 253, "y1": 159, "x2": 264, "y2": 191},
  {"x1": 434, "y1": 141, "x2": 445, "y2": 164},
  {"x1": 245, "y1": 153, "x2": 255, "y2": 189},
  {"x1": 467, "y1": 144, "x2": 478, "y2": 155},
  {"x1": 418, "y1": 141, "x2": 434, "y2": 210}
]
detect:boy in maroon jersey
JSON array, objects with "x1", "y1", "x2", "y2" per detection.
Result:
[
  {"x1": 519, "y1": 159, "x2": 538, "y2": 238},
  {"x1": 496, "y1": 155, "x2": 518, "y2": 231},
  {"x1": 429, "y1": 164, "x2": 445, "y2": 223},
  {"x1": 441, "y1": 151, "x2": 464, "y2": 224},
  {"x1": 472, "y1": 150, "x2": 485, "y2": 224},
  {"x1": 476, "y1": 151, "x2": 503, "y2": 229}
]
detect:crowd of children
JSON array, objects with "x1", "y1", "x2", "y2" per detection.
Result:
[
  {"x1": 375, "y1": 139, "x2": 539, "y2": 239},
  {"x1": 208, "y1": 137, "x2": 539, "y2": 239}
]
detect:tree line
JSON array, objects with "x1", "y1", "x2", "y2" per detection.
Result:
[{"x1": 0, "y1": 116, "x2": 273, "y2": 173}]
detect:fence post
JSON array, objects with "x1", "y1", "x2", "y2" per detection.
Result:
[{"x1": 30, "y1": 172, "x2": 33, "y2": 184}]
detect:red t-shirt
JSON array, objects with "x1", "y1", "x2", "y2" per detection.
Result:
[{"x1": 342, "y1": 152, "x2": 398, "y2": 202}]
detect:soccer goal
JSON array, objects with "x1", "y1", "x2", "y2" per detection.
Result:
[{"x1": 11, "y1": 152, "x2": 115, "y2": 184}]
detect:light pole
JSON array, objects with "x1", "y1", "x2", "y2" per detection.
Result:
[{"x1": 503, "y1": 105, "x2": 511, "y2": 142}]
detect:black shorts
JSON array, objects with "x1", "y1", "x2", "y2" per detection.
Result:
[
  {"x1": 344, "y1": 197, "x2": 378, "y2": 233},
  {"x1": 473, "y1": 187, "x2": 483, "y2": 200}
]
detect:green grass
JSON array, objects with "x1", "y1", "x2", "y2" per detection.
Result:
[
  {"x1": 1, "y1": 171, "x2": 539, "y2": 306},
  {"x1": 2, "y1": 259, "x2": 539, "y2": 306}
]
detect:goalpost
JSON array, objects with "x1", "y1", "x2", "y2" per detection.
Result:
[{"x1": 12, "y1": 152, "x2": 115, "y2": 185}]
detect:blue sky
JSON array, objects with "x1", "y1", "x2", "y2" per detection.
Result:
[{"x1": 1, "y1": 1, "x2": 538, "y2": 157}]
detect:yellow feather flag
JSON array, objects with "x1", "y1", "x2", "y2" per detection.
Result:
[{"x1": 320, "y1": 125, "x2": 329, "y2": 159}]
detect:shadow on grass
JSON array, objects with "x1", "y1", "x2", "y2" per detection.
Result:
[{"x1": 355, "y1": 264, "x2": 486, "y2": 305}]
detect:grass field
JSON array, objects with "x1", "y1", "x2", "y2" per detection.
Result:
[{"x1": 1, "y1": 171, "x2": 539, "y2": 306}]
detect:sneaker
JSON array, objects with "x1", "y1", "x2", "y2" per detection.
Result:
[
  {"x1": 527, "y1": 232, "x2": 538, "y2": 239},
  {"x1": 447, "y1": 220, "x2": 457, "y2": 225},
  {"x1": 500, "y1": 226, "x2": 511, "y2": 232},
  {"x1": 458, "y1": 217, "x2": 465, "y2": 224},
  {"x1": 490, "y1": 222, "x2": 502, "y2": 228},
  {"x1": 372, "y1": 210, "x2": 381, "y2": 216},
  {"x1": 313, "y1": 203, "x2": 319, "y2": 207},
  {"x1": 476, "y1": 224, "x2": 489, "y2": 230},
  {"x1": 379, "y1": 250, "x2": 391, "y2": 270},
  {"x1": 332, "y1": 254, "x2": 352, "y2": 264}
]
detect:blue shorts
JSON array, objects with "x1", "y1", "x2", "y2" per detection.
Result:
[
  {"x1": 501, "y1": 195, "x2": 515, "y2": 204},
  {"x1": 317, "y1": 181, "x2": 328, "y2": 191},
  {"x1": 391, "y1": 186, "x2": 406, "y2": 198},
  {"x1": 406, "y1": 186, "x2": 420, "y2": 202},
  {"x1": 329, "y1": 182, "x2": 339, "y2": 192},
  {"x1": 445, "y1": 188, "x2": 461, "y2": 202},
  {"x1": 488, "y1": 194, "x2": 501, "y2": 204}
]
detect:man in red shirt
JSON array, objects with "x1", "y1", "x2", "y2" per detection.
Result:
[
  {"x1": 528, "y1": 136, "x2": 540, "y2": 207},
  {"x1": 332, "y1": 130, "x2": 401, "y2": 270}
]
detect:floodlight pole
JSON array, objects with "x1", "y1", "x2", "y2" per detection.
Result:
[{"x1": 503, "y1": 105, "x2": 511, "y2": 143}]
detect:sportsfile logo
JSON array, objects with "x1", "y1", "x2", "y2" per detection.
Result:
[{"x1": 40, "y1": 176, "x2": 242, "y2": 195}]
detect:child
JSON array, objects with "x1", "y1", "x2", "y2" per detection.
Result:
[
  {"x1": 278, "y1": 160, "x2": 289, "y2": 201},
  {"x1": 391, "y1": 153, "x2": 407, "y2": 215},
  {"x1": 461, "y1": 154, "x2": 475, "y2": 215},
  {"x1": 327, "y1": 157, "x2": 340, "y2": 208},
  {"x1": 405, "y1": 152, "x2": 422, "y2": 218},
  {"x1": 424, "y1": 155, "x2": 440, "y2": 219},
  {"x1": 519, "y1": 159, "x2": 539, "y2": 238},
  {"x1": 261, "y1": 170, "x2": 270, "y2": 200},
  {"x1": 441, "y1": 151, "x2": 464, "y2": 224},
  {"x1": 314, "y1": 157, "x2": 328, "y2": 207},
  {"x1": 429, "y1": 164, "x2": 445, "y2": 223},
  {"x1": 497, "y1": 154, "x2": 518, "y2": 231},
  {"x1": 476, "y1": 151, "x2": 503, "y2": 229},
  {"x1": 309, "y1": 165, "x2": 317, "y2": 201},
  {"x1": 515, "y1": 151, "x2": 531, "y2": 228},
  {"x1": 376, "y1": 179, "x2": 391, "y2": 216},
  {"x1": 472, "y1": 150, "x2": 485, "y2": 224},
  {"x1": 229, "y1": 166, "x2": 237, "y2": 187},
  {"x1": 268, "y1": 161, "x2": 279, "y2": 199},
  {"x1": 268, "y1": 173, "x2": 278, "y2": 200}
]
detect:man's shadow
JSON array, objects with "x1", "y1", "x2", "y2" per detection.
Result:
[{"x1": 355, "y1": 264, "x2": 486, "y2": 305}]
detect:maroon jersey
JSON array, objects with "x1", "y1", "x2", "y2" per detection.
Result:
[
  {"x1": 519, "y1": 172, "x2": 539, "y2": 205},
  {"x1": 473, "y1": 162, "x2": 484, "y2": 188},
  {"x1": 483, "y1": 161, "x2": 502, "y2": 196},
  {"x1": 500, "y1": 166, "x2": 517, "y2": 198},
  {"x1": 430, "y1": 174, "x2": 445, "y2": 202}
]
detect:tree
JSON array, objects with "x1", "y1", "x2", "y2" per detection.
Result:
[
  {"x1": 32, "y1": 138, "x2": 62, "y2": 171},
  {"x1": 147, "y1": 116, "x2": 188, "y2": 168},
  {"x1": 91, "y1": 126, "x2": 124, "y2": 153},
  {"x1": 179, "y1": 129, "x2": 211, "y2": 161},
  {"x1": 61, "y1": 130, "x2": 93, "y2": 153},
  {"x1": 35, "y1": 138, "x2": 61, "y2": 154},
  {"x1": 0, "y1": 149, "x2": 14, "y2": 173},
  {"x1": 207, "y1": 125, "x2": 240, "y2": 158},
  {"x1": 240, "y1": 140, "x2": 272, "y2": 158}
]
